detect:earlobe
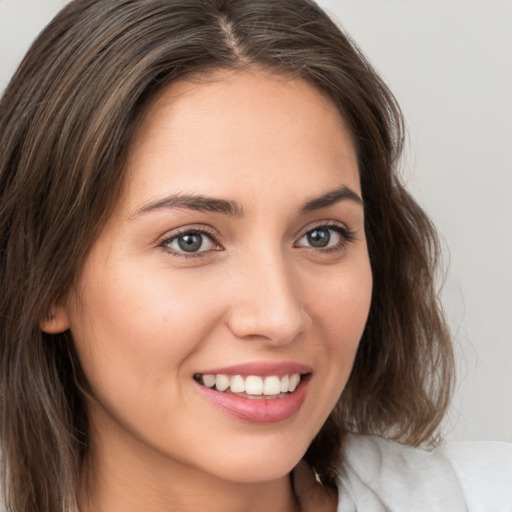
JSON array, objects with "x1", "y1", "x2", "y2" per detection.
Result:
[{"x1": 39, "y1": 305, "x2": 70, "y2": 334}]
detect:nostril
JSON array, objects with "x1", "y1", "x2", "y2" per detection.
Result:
[
  {"x1": 226, "y1": 305, "x2": 307, "y2": 344},
  {"x1": 224, "y1": 260, "x2": 310, "y2": 343}
]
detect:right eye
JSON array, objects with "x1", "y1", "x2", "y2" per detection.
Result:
[{"x1": 161, "y1": 229, "x2": 219, "y2": 256}]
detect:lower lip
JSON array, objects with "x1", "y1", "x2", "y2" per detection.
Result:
[{"x1": 196, "y1": 375, "x2": 310, "y2": 423}]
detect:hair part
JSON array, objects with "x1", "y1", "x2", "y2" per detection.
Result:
[{"x1": 0, "y1": 0, "x2": 454, "y2": 509}]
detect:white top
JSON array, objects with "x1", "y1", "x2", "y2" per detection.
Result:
[{"x1": 337, "y1": 434, "x2": 512, "y2": 511}]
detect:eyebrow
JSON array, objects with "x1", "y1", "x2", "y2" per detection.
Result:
[
  {"x1": 133, "y1": 184, "x2": 362, "y2": 219},
  {"x1": 299, "y1": 185, "x2": 363, "y2": 213},
  {"x1": 134, "y1": 194, "x2": 245, "y2": 217}
]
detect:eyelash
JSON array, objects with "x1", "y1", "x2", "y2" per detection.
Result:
[
  {"x1": 295, "y1": 222, "x2": 355, "y2": 254},
  {"x1": 159, "y1": 222, "x2": 355, "y2": 258},
  {"x1": 159, "y1": 226, "x2": 221, "y2": 258}
]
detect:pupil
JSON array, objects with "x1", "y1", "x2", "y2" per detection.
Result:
[
  {"x1": 178, "y1": 233, "x2": 202, "y2": 252},
  {"x1": 308, "y1": 229, "x2": 330, "y2": 247}
]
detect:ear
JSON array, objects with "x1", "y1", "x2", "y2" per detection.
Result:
[{"x1": 40, "y1": 304, "x2": 70, "y2": 334}]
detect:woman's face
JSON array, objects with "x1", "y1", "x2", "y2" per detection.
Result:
[{"x1": 54, "y1": 70, "x2": 372, "y2": 485}]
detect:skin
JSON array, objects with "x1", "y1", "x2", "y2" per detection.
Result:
[{"x1": 44, "y1": 69, "x2": 372, "y2": 512}]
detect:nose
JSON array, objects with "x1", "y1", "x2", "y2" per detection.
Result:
[{"x1": 225, "y1": 248, "x2": 310, "y2": 345}]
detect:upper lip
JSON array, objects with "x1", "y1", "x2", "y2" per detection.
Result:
[{"x1": 195, "y1": 361, "x2": 312, "y2": 377}]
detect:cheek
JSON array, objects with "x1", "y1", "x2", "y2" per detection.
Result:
[
  {"x1": 309, "y1": 258, "x2": 372, "y2": 384},
  {"x1": 65, "y1": 268, "x2": 228, "y2": 449},
  {"x1": 72, "y1": 261, "x2": 219, "y2": 343},
  {"x1": 66, "y1": 264, "x2": 224, "y2": 400},
  {"x1": 312, "y1": 256, "x2": 372, "y2": 336}
]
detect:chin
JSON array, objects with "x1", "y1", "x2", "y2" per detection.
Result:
[{"x1": 192, "y1": 431, "x2": 313, "y2": 484}]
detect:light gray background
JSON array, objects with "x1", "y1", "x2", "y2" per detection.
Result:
[{"x1": 1, "y1": 0, "x2": 510, "y2": 441}]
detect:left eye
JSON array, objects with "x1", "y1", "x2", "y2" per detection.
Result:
[
  {"x1": 296, "y1": 225, "x2": 349, "y2": 249},
  {"x1": 162, "y1": 231, "x2": 216, "y2": 254}
]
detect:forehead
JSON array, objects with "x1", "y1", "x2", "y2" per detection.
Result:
[{"x1": 121, "y1": 69, "x2": 359, "y2": 214}]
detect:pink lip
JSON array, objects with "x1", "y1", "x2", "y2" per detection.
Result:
[
  {"x1": 195, "y1": 366, "x2": 312, "y2": 424},
  {"x1": 196, "y1": 361, "x2": 312, "y2": 377}
]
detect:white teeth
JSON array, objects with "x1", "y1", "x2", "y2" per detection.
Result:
[
  {"x1": 280, "y1": 375, "x2": 289, "y2": 393},
  {"x1": 203, "y1": 374, "x2": 216, "y2": 388},
  {"x1": 215, "y1": 374, "x2": 230, "y2": 392},
  {"x1": 289, "y1": 373, "x2": 300, "y2": 392},
  {"x1": 263, "y1": 376, "x2": 282, "y2": 395},
  {"x1": 230, "y1": 375, "x2": 245, "y2": 393},
  {"x1": 199, "y1": 373, "x2": 303, "y2": 396},
  {"x1": 245, "y1": 376, "x2": 263, "y2": 395}
]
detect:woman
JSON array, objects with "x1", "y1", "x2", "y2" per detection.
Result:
[{"x1": 0, "y1": 1, "x2": 510, "y2": 511}]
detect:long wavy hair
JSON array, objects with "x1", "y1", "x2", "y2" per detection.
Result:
[{"x1": 0, "y1": 0, "x2": 453, "y2": 510}]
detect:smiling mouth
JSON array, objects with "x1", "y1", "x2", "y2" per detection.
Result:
[{"x1": 193, "y1": 373, "x2": 304, "y2": 399}]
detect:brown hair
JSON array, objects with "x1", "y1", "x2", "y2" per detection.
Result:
[{"x1": 0, "y1": 0, "x2": 453, "y2": 510}]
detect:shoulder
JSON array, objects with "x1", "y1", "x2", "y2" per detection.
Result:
[
  {"x1": 437, "y1": 439, "x2": 512, "y2": 510},
  {"x1": 336, "y1": 433, "x2": 512, "y2": 512}
]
